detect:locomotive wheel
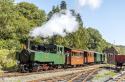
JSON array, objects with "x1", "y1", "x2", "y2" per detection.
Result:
[
  {"x1": 19, "y1": 64, "x2": 29, "y2": 73},
  {"x1": 42, "y1": 64, "x2": 49, "y2": 71},
  {"x1": 63, "y1": 65, "x2": 68, "y2": 69},
  {"x1": 49, "y1": 65, "x2": 54, "y2": 70},
  {"x1": 32, "y1": 66, "x2": 40, "y2": 72}
]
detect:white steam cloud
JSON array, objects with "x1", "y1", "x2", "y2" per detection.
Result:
[
  {"x1": 78, "y1": 0, "x2": 102, "y2": 9},
  {"x1": 30, "y1": 10, "x2": 79, "y2": 38}
]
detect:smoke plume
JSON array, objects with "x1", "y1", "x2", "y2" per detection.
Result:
[{"x1": 30, "y1": 10, "x2": 79, "y2": 38}]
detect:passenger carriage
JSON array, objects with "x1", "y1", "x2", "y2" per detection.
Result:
[{"x1": 83, "y1": 50, "x2": 94, "y2": 64}]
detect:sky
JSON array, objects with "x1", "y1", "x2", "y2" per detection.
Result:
[{"x1": 15, "y1": 0, "x2": 125, "y2": 45}]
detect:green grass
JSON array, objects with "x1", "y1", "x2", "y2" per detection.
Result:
[{"x1": 94, "y1": 70, "x2": 116, "y2": 80}]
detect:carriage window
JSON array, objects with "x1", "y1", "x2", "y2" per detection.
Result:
[
  {"x1": 72, "y1": 52, "x2": 78, "y2": 56},
  {"x1": 72, "y1": 52, "x2": 75, "y2": 56},
  {"x1": 78, "y1": 53, "x2": 81, "y2": 56},
  {"x1": 84, "y1": 52, "x2": 87, "y2": 57},
  {"x1": 90, "y1": 53, "x2": 92, "y2": 57},
  {"x1": 87, "y1": 53, "x2": 89, "y2": 56},
  {"x1": 76, "y1": 52, "x2": 79, "y2": 56},
  {"x1": 80, "y1": 53, "x2": 82, "y2": 56},
  {"x1": 66, "y1": 53, "x2": 70, "y2": 56}
]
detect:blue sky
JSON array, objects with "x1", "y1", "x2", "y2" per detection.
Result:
[{"x1": 15, "y1": 0, "x2": 125, "y2": 45}]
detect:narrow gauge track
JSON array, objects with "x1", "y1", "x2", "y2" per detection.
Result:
[
  {"x1": 0, "y1": 64, "x2": 105, "y2": 82},
  {"x1": 1, "y1": 66, "x2": 87, "y2": 78},
  {"x1": 29, "y1": 65, "x2": 102, "y2": 82},
  {"x1": 0, "y1": 69, "x2": 65, "y2": 78},
  {"x1": 68, "y1": 68, "x2": 100, "y2": 82},
  {"x1": 0, "y1": 64, "x2": 103, "y2": 78},
  {"x1": 112, "y1": 71, "x2": 125, "y2": 82}
]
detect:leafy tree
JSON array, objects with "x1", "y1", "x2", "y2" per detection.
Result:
[
  {"x1": 52, "y1": 5, "x2": 60, "y2": 13},
  {"x1": 0, "y1": 0, "x2": 16, "y2": 39},
  {"x1": 16, "y1": 2, "x2": 46, "y2": 27},
  {"x1": 0, "y1": 49, "x2": 16, "y2": 70},
  {"x1": 47, "y1": 11, "x2": 53, "y2": 20},
  {"x1": 87, "y1": 27, "x2": 102, "y2": 50},
  {"x1": 15, "y1": 2, "x2": 46, "y2": 42},
  {"x1": 47, "y1": 5, "x2": 60, "y2": 20},
  {"x1": 55, "y1": 5, "x2": 60, "y2": 12},
  {"x1": 70, "y1": 9, "x2": 77, "y2": 16},
  {"x1": 76, "y1": 13, "x2": 83, "y2": 27},
  {"x1": 68, "y1": 27, "x2": 89, "y2": 49},
  {"x1": 115, "y1": 45, "x2": 125, "y2": 54},
  {"x1": 0, "y1": 0, "x2": 47, "y2": 70},
  {"x1": 86, "y1": 27, "x2": 109, "y2": 52},
  {"x1": 60, "y1": 1, "x2": 67, "y2": 10}
]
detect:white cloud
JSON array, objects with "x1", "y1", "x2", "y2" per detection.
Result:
[
  {"x1": 78, "y1": 0, "x2": 102, "y2": 9},
  {"x1": 78, "y1": 0, "x2": 87, "y2": 7}
]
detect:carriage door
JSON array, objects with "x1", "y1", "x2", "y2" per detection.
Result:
[
  {"x1": 84, "y1": 52, "x2": 88, "y2": 64},
  {"x1": 65, "y1": 51, "x2": 71, "y2": 64},
  {"x1": 100, "y1": 54, "x2": 102, "y2": 62},
  {"x1": 94, "y1": 53, "x2": 96, "y2": 63}
]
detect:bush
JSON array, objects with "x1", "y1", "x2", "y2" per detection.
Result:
[
  {"x1": 0, "y1": 49, "x2": 17, "y2": 70},
  {"x1": 0, "y1": 39, "x2": 21, "y2": 50}
]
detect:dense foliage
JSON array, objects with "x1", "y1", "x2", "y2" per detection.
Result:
[
  {"x1": 115, "y1": 45, "x2": 125, "y2": 54},
  {"x1": 0, "y1": 0, "x2": 121, "y2": 70},
  {"x1": 0, "y1": 0, "x2": 46, "y2": 70}
]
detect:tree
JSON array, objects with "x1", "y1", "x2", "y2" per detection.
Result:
[
  {"x1": 76, "y1": 13, "x2": 83, "y2": 27},
  {"x1": 55, "y1": 5, "x2": 60, "y2": 12},
  {"x1": 47, "y1": 5, "x2": 60, "y2": 20},
  {"x1": 52, "y1": 6, "x2": 56, "y2": 13},
  {"x1": 87, "y1": 28, "x2": 102, "y2": 50},
  {"x1": 60, "y1": 1, "x2": 67, "y2": 10},
  {"x1": 0, "y1": 0, "x2": 16, "y2": 39},
  {"x1": 69, "y1": 27, "x2": 89, "y2": 49},
  {"x1": 16, "y1": 2, "x2": 46, "y2": 27},
  {"x1": 47, "y1": 11, "x2": 53, "y2": 20},
  {"x1": 70, "y1": 9, "x2": 76, "y2": 16},
  {"x1": 86, "y1": 27, "x2": 109, "y2": 52},
  {"x1": 15, "y1": 2, "x2": 47, "y2": 42}
]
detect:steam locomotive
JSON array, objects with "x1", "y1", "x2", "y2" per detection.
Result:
[{"x1": 16, "y1": 40, "x2": 106, "y2": 72}]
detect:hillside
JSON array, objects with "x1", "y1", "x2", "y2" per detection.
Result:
[{"x1": 115, "y1": 45, "x2": 125, "y2": 54}]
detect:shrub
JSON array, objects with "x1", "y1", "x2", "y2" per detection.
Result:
[
  {"x1": 0, "y1": 39, "x2": 21, "y2": 50},
  {"x1": 0, "y1": 49, "x2": 17, "y2": 70}
]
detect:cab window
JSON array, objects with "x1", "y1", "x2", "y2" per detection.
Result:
[{"x1": 57, "y1": 46, "x2": 64, "y2": 54}]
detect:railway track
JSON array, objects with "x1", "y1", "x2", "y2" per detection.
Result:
[
  {"x1": 0, "y1": 69, "x2": 64, "y2": 78},
  {"x1": 111, "y1": 71, "x2": 125, "y2": 82},
  {"x1": 0, "y1": 64, "x2": 105, "y2": 82},
  {"x1": 0, "y1": 67, "x2": 86, "y2": 78},
  {"x1": 1, "y1": 64, "x2": 103, "y2": 78},
  {"x1": 67, "y1": 68, "x2": 99, "y2": 82},
  {"x1": 30, "y1": 65, "x2": 102, "y2": 82}
]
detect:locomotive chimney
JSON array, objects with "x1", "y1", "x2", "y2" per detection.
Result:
[
  {"x1": 28, "y1": 39, "x2": 30, "y2": 50},
  {"x1": 26, "y1": 37, "x2": 33, "y2": 50}
]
